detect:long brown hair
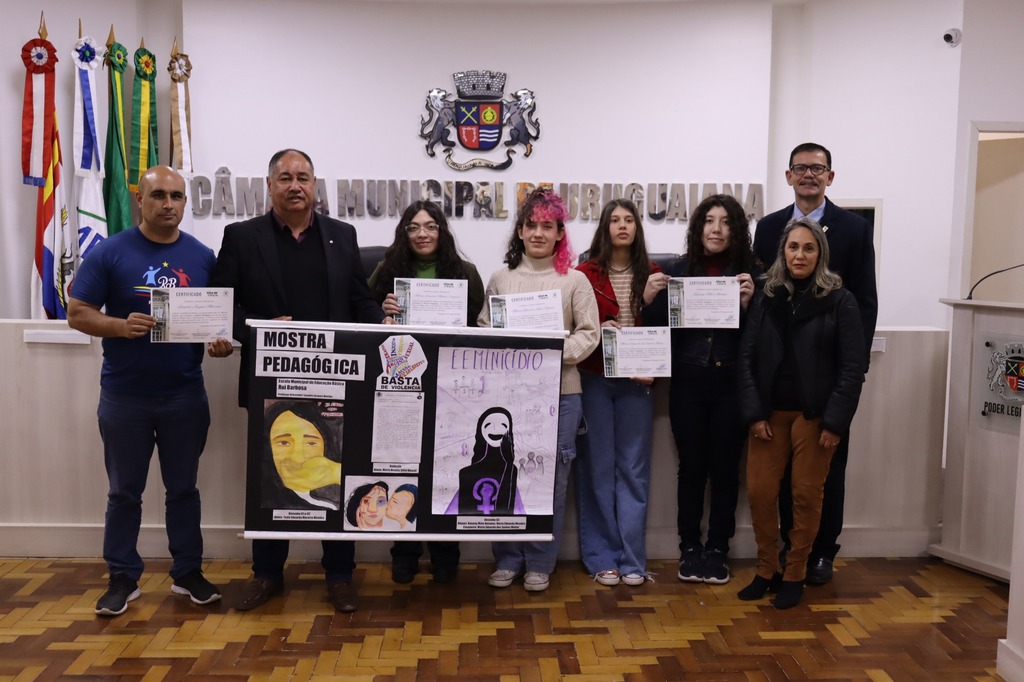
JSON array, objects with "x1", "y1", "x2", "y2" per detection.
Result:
[
  {"x1": 764, "y1": 217, "x2": 843, "y2": 299},
  {"x1": 585, "y1": 199, "x2": 651, "y2": 318}
]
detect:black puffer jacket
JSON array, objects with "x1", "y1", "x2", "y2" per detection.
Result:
[{"x1": 738, "y1": 286, "x2": 865, "y2": 434}]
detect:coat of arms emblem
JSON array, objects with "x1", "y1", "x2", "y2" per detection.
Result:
[
  {"x1": 987, "y1": 342, "x2": 1024, "y2": 402},
  {"x1": 419, "y1": 70, "x2": 540, "y2": 171}
]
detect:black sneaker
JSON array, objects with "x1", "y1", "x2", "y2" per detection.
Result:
[
  {"x1": 702, "y1": 549, "x2": 731, "y2": 584},
  {"x1": 392, "y1": 561, "x2": 419, "y2": 584},
  {"x1": 431, "y1": 563, "x2": 458, "y2": 584},
  {"x1": 95, "y1": 573, "x2": 141, "y2": 616},
  {"x1": 171, "y1": 570, "x2": 222, "y2": 605},
  {"x1": 677, "y1": 545, "x2": 704, "y2": 583}
]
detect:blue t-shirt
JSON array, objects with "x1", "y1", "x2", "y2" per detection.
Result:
[{"x1": 71, "y1": 227, "x2": 216, "y2": 396}]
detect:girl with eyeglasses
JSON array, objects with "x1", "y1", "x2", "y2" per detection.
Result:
[{"x1": 367, "y1": 200, "x2": 485, "y2": 585}]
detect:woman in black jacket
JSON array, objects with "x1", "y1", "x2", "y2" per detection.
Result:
[
  {"x1": 737, "y1": 217, "x2": 864, "y2": 609},
  {"x1": 645, "y1": 194, "x2": 758, "y2": 586}
]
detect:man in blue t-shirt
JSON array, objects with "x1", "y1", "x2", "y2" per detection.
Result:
[{"x1": 69, "y1": 166, "x2": 233, "y2": 616}]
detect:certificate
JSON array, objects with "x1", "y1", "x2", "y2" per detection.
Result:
[
  {"x1": 601, "y1": 326, "x2": 671, "y2": 378},
  {"x1": 667, "y1": 277, "x2": 740, "y2": 329},
  {"x1": 489, "y1": 290, "x2": 563, "y2": 331},
  {"x1": 393, "y1": 278, "x2": 468, "y2": 327},
  {"x1": 150, "y1": 287, "x2": 233, "y2": 343}
]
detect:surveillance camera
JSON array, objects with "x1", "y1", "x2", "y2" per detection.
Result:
[{"x1": 943, "y1": 28, "x2": 962, "y2": 46}]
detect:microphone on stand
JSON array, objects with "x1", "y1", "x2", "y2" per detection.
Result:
[{"x1": 966, "y1": 262, "x2": 1024, "y2": 300}]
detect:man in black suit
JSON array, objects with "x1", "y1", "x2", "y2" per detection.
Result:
[
  {"x1": 211, "y1": 149, "x2": 388, "y2": 613},
  {"x1": 752, "y1": 142, "x2": 877, "y2": 585}
]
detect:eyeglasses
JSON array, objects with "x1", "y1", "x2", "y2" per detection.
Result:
[
  {"x1": 405, "y1": 223, "x2": 439, "y2": 234},
  {"x1": 790, "y1": 164, "x2": 830, "y2": 176}
]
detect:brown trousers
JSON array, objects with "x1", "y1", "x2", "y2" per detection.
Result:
[{"x1": 746, "y1": 411, "x2": 835, "y2": 582}]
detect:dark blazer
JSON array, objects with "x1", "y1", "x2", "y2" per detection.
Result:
[
  {"x1": 737, "y1": 287, "x2": 865, "y2": 435},
  {"x1": 752, "y1": 197, "x2": 877, "y2": 367},
  {"x1": 209, "y1": 212, "x2": 384, "y2": 407}
]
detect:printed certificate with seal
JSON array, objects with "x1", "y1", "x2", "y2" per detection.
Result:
[
  {"x1": 150, "y1": 287, "x2": 234, "y2": 343},
  {"x1": 601, "y1": 326, "x2": 671, "y2": 378},
  {"x1": 667, "y1": 277, "x2": 740, "y2": 329},
  {"x1": 489, "y1": 290, "x2": 563, "y2": 331},
  {"x1": 393, "y1": 278, "x2": 468, "y2": 327}
]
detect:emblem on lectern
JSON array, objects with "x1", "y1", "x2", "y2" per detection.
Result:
[{"x1": 986, "y1": 342, "x2": 1024, "y2": 402}]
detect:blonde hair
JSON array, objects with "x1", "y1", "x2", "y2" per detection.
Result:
[{"x1": 764, "y1": 217, "x2": 842, "y2": 298}]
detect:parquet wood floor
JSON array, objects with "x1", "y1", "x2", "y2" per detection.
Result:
[{"x1": 0, "y1": 557, "x2": 1007, "y2": 681}]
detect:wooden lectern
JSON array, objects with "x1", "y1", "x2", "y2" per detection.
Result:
[{"x1": 929, "y1": 299, "x2": 1024, "y2": 581}]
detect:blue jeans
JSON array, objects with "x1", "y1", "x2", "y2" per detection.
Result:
[
  {"x1": 492, "y1": 393, "x2": 581, "y2": 575},
  {"x1": 576, "y1": 372, "x2": 653, "y2": 576},
  {"x1": 97, "y1": 387, "x2": 210, "y2": 581}
]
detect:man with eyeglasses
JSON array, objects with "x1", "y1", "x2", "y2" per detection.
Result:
[
  {"x1": 210, "y1": 148, "x2": 391, "y2": 613},
  {"x1": 752, "y1": 142, "x2": 877, "y2": 586}
]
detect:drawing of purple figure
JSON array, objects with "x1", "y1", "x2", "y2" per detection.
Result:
[
  {"x1": 446, "y1": 407, "x2": 521, "y2": 515},
  {"x1": 172, "y1": 268, "x2": 191, "y2": 287}
]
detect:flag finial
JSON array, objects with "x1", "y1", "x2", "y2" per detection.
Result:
[
  {"x1": 106, "y1": 25, "x2": 115, "y2": 48},
  {"x1": 38, "y1": 11, "x2": 48, "y2": 40},
  {"x1": 78, "y1": 18, "x2": 82, "y2": 39},
  {"x1": 139, "y1": 37, "x2": 146, "y2": 50},
  {"x1": 171, "y1": 36, "x2": 179, "y2": 58}
]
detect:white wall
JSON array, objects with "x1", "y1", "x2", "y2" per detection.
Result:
[
  {"x1": 0, "y1": 1, "x2": 183, "y2": 319},
  {"x1": 971, "y1": 138, "x2": 1024, "y2": 303},
  {"x1": 180, "y1": 0, "x2": 773, "y2": 282},
  {"x1": 1, "y1": 0, "x2": 983, "y2": 327},
  {"x1": 0, "y1": 322, "x2": 945, "y2": 562},
  {"x1": 950, "y1": 0, "x2": 1024, "y2": 303},
  {"x1": 766, "y1": 0, "x2": 963, "y2": 329}
]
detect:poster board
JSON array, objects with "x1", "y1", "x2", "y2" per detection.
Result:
[{"x1": 243, "y1": 320, "x2": 565, "y2": 542}]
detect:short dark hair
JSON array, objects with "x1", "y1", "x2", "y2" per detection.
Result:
[
  {"x1": 788, "y1": 142, "x2": 831, "y2": 169},
  {"x1": 268, "y1": 149, "x2": 314, "y2": 177},
  {"x1": 393, "y1": 483, "x2": 418, "y2": 523},
  {"x1": 503, "y1": 188, "x2": 572, "y2": 272}
]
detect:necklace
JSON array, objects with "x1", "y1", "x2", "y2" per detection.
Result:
[
  {"x1": 789, "y1": 288, "x2": 807, "y2": 314},
  {"x1": 608, "y1": 263, "x2": 631, "y2": 274}
]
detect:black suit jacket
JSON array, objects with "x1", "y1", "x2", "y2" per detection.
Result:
[
  {"x1": 209, "y1": 212, "x2": 384, "y2": 407},
  {"x1": 752, "y1": 197, "x2": 877, "y2": 366}
]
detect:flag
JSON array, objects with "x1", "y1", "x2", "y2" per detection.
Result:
[
  {"x1": 21, "y1": 38, "x2": 57, "y2": 187},
  {"x1": 103, "y1": 40, "x2": 131, "y2": 236},
  {"x1": 128, "y1": 46, "x2": 158, "y2": 192},
  {"x1": 168, "y1": 49, "x2": 195, "y2": 233},
  {"x1": 22, "y1": 35, "x2": 74, "y2": 319},
  {"x1": 71, "y1": 36, "x2": 107, "y2": 259},
  {"x1": 31, "y1": 116, "x2": 74, "y2": 320}
]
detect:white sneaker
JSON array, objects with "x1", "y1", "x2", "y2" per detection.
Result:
[
  {"x1": 621, "y1": 573, "x2": 645, "y2": 586},
  {"x1": 595, "y1": 569, "x2": 620, "y2": 586},
  {"x1": 488, "y1": 569, "x2": 520, "y2": 588},
  {"x1": 523, "y1": 571, "x2": 549, "y2": 592}
]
